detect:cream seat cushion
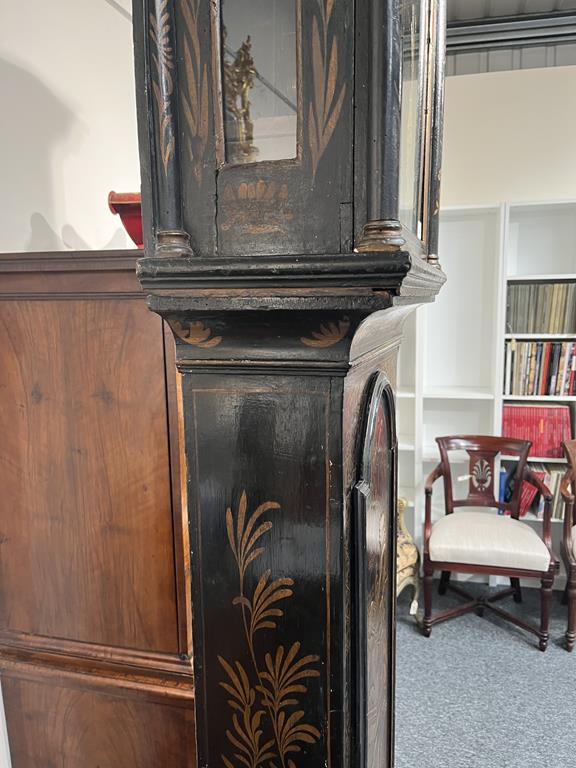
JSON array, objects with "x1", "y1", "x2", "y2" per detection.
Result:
[
  {"x1": 429, "y1": 511, "x2": 550, "y2": 571},
  {"x1": 572, "y1": 526, "x2": 576, "y2": 559}
]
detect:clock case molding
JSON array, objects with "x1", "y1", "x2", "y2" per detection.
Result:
[{"x1": 133, "y1": 1, "x2": 447, "y2": 767}]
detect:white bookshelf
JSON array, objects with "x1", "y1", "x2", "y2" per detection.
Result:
[
  {"x1": 398, "y1": 200, "x2": 576, "y2": 589},
  {"x1": 503, "y1": 395, "x2": 576, "y2": 402}
]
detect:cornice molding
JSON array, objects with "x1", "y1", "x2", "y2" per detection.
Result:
[{"x1": 447, "y1": 11, "x2": 576, "y2": 53}]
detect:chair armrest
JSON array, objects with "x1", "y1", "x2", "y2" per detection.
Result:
[
  {"x1": 424, "y1": 463, "x2": 443, "y2": 551},
  {"x1": 561, "y1": 470, "x2": 575, "y2": 504},
  {"x1": 523, "y1": 467, "x2": 553, "y2": 549},
  {"x1": 425, "y1": 463, "x2": 443, "y2": 495},
  {"x1": 560, "y1": 470, "x2": 575, "y2": 550}
]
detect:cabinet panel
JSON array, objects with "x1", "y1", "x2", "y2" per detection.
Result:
[
  {"x1": 3, "y1": 676, "x2": 195, "y2": 768},
  {"x1": 0, "y1": 298, "x2": 179, "y2": 654}
]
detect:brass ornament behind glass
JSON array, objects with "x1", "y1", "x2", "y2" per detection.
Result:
[
  {"x1": 221, "y1": 0, "x2": 298, "y2": 165},
  {"x1": 223, "y1": 32, "x2": 259, "y2": 163}
]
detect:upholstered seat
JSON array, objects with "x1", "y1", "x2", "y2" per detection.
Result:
[
  {"x1": 572, "y1": 525, "x2": 576, "y2": 559},
  {"x1": 429, "y1": 511, "x2": 551, "y2": 572}
]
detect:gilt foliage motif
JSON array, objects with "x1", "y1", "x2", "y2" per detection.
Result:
[
  {"x1": 169, "y1": 318, "x2": 222, "y2": 348},
  {"x1": 181, "y1": 0, "x2": 209, "y2": 184},
  {"x1": 149, "y1": 0, "x2": 175, "y2": 175},
  {"x1": 308, "y1": 0, "x2": 346, "y2": 179},
  {"x1": 300, "y1": 317, "x2": 350, "y2": 348},
  {"x1": 219, "y1": 492, "x2": 321, "y2": 768}
]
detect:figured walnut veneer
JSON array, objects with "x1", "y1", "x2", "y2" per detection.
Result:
[
  {"x1": 0, "y1": 251, "x2": 194, "y2": 767},
  {"x1": 0, "y1": 299, "x2": 177, "y2": 651}
]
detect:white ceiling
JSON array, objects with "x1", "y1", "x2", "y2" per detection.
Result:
[{"x1": 447, "y1": 0, "x2": 576, "y2": 23}]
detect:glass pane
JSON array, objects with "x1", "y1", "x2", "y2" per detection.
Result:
[
  {"x1": 221, "y1": 0, "x2": 298, "y2": 164},
  {"x1": 398, "y1": 0, "x2": 425, "y2": 235}
]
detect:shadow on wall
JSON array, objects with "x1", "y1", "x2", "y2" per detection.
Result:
[
  {"x1": 0, "y1": 57, "x2": 71, "y2": 251},
  {"x1": 0, "y1": 57, "x2": 126, "y2": 252}
]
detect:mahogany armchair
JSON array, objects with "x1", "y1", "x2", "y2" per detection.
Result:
[
  {"x1": 423, "y1": 436, "x2": 558, "y2": 651},
  {"x1": 561, "y1": 440, "x2": 576, "y2": 651}
]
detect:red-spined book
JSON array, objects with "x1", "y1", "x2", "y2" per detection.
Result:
[
  {"x1": 502, "y1": 404, "x2": 572, "y2": 458},
  {"x1": 519, "y1": 473, "x2": 545, "y2": 517},
  {"x1": 540, "y1": 343, "x2": 551, "y2": 395}
]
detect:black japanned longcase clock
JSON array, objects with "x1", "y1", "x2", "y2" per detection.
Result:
[{"x1": 133, "y1": 1, "x2": 447, "y2": 767}]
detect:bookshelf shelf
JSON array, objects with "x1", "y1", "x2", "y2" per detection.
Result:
[
  {"x1": 423, "y1": 386, "x2": 494, "y2": 400},
  {"x1": 507, "y1": 274, "x2": 576, "y2": 283},
  {"x1": 422, "y1": 446, "x2": 439, "y2": 461},
  {"x1": 504, "y1": 333, "x2": 576, "y2": 340},
  {"x1": 396, "y1": 200, "x2": 576, "y2": 590},
  {"x1": 502, "y1": 395, "x2": 576, "y2": 402}
]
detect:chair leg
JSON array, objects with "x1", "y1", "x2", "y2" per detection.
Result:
[
  {"x1": 539, "y1": 575, "x2": 553, "y2": 652},
  {"x1": 510, "y1": 577, "x2": 522, "y2": 604},
  {"x1": 566, "y1": 579, "x2": 576, "y2": 652},
  {"x1": 562, "y1": 583, "x2": 569, "y2": 606},
  {"x1": 423, "y1": 570, "x2": 433, "y2": 638},
  {"x1": 409, "y1": 577, "x2": 420, "y2": 617},
  {"x1": 438, "y1": 570, "x2": 451, "y2": 595}
]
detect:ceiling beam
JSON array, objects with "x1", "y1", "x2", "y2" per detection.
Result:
[{"x1": 447, "y1": 11, "x2": 576, "y2": 53}]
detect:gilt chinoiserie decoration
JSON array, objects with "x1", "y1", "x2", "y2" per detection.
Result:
[
  {"x1": 219, "y1": 492, "x2": 322, "y2": 767},
  {"x1": 133, "y1": 1, "x2": 447, "y2": 767}
]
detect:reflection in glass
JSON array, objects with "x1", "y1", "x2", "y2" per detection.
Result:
[
  {"x1": 366, "y1": 395, "x2": 393, "y2": 768},
  {"x1": 398, "y1": 0, "x2": 425, "y2": 236},
  {"x1": 221, "y1": 0, "x2": 298, "y2": 164}
]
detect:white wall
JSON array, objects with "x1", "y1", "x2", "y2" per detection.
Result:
[
  {"x1": 442, "y1": 65, "x2": 576, "y2": 207},
  {"x1": 0, "y1": 0, "x2": 140, "y2": 252}
]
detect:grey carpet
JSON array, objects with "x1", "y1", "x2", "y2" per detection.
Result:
[{"x1": 395, "y1": 582, "x2": 575, "y2": 768}]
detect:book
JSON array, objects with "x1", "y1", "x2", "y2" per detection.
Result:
[
  {"x1": 499, "y1": 467, "x2": 507, "y2": 509},
  {"x1": 506, "y1": 281, "x2": 576, "y2": 334},
  {"x1": 502, "y1": 403, "x2": 572, "y2": 458},
  {"x1": 502, "y1": 340, "x2": 576, "y2": 396},
  {"x1": 519, "y1": 479, "x2": 540, "y2": 518},
  {"x1": 529, "y1": 463, "x2": 565, "y2": 520}
]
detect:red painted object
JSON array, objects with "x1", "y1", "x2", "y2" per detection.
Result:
[{"x1": 108, "y1": 192, "x2": 143, "y2": 248}]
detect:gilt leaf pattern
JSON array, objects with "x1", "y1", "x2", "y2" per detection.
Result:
[
  {"x1": 149, "y1": 0, "x2": 175, "y2": 175},
  {"x1": 300, "y1": 317, "x2": 350, "y2": 348},
  {"x1": 169, "y1": 318, "x2": 222, "y2": 348},
  {"x1": 220, "y1": 492, "x2": 321, "y2": 768},
  {"x1": 181, "y1": 0, "x2": 209, "y2": 184},
  {"x1": 308, "y1": 0, "x2": 346, "y2": 179}
]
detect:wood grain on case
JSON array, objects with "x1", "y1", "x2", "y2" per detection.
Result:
[
  {"x1": 0, "y1": 251, "x2": 195, "y2": 763},
  {"x1": 2, "y1": 676, "x2": 196, "y2": 768},
  {"x1": 0, "y1": 298, "x2": 178, "y2": 653}
]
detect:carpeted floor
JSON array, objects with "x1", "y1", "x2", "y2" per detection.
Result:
[{"x1": 395, "y1": 581, "x2": 575, "y2": 768}]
